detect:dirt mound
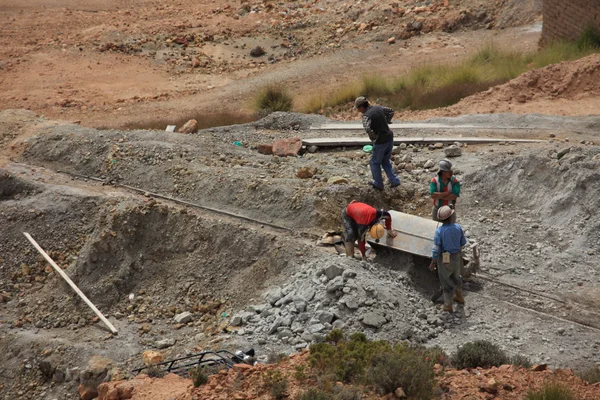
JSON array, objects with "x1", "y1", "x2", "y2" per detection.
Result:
[
  {"x1": 465, "y1": 53, "x2": 600, "y2": 105},
  {"x1": 468, "y1": 146, "x2": 600, "y2": 245}
]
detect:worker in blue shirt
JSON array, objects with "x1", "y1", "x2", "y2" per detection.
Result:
[{"x1": 429, "y1": 205, "x2": 467, "y2": 313}]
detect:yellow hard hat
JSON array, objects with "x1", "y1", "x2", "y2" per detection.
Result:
[{"x1": 369, "y1": 223, "x2": 385, "y2": 240}]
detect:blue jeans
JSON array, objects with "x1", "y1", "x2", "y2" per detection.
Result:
[{"x1": 370, "y1": 140, "x2": 400, "y2": 189}]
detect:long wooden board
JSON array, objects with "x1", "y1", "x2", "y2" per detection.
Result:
[{"x1": 303, "y1": 137, "x2": 546, "y2": 147}]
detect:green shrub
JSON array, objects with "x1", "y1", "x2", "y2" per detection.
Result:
[
  {"x1": 577, "y1": 366, "x2": 600, "y2": 384},
  {"x1": 263, "y1": 370, "x2": 288, "y2": 400},
  {"x1": 254, "y1": 83, "x2": 293, "y2": 113},
  {"x1": 366, "y1": 344, "x2": 436, "y2": 399},
  {"x1": 525, "y1": 382, "x2": 574, "y2": 400},
  {"x1": 326, "y1": 329, "x2": 345, "y2": 344},
  {"x1": 267, "y1": 352, "x2": 288, "y2": 364},
  {"x1": 145, "y1": 365, "x2": 165, "y2": 378},
  {"x1": 333, "y1": 386, "x2": 362, "y2": 400},
  {"x1": 188, "y1": 366, "x2": 208, "y2": 387},
  {"x1": 348, "y1": 332, "x2": 367, "y2": 343},
  {"x1": 309, "y1": 333, "x2": 391, "y2": 383},
  {"x1": 451, "y1": 340, "x2": 509, "y2": 369},
  {"x1": 294, "y1": 365, "x2": 307, "y2": 382},
  {"x1": 577, "y1": 25, "x2": 600, "y2": 50},
  {"x1": 510, "y1": 354, "x2": 532, "y2": 369},
  {"x1": 297, "y1": 388, "x2": 333, "y2": 400}
]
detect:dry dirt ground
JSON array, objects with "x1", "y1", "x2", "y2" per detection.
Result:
[{"x1": 1, "y1": 0, "x2": 600, "y2": 399}]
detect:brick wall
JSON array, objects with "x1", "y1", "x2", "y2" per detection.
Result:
[{"x1": 542, "y1": 0, "x2": 600, "y2": 45}]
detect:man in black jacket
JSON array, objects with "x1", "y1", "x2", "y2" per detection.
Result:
[{"x1": 355, "y1": 96, "x2": 400, "y2": 190}]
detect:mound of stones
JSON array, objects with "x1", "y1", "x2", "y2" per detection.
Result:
[{"x1": 230, "y1": 254, "x2": 456, "y2": 350}]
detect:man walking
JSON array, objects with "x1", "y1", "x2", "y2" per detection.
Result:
[
  {"x1": 355, "y1": 96, "x2": 401, "y2": 190},
  {"x1": 429, "y1": 206, "x2": 467, "y2": 313},
  {"x1": 430, "y1": 159, "x2": 460, "y2": 223},
  {"x1": 342, "y1": 200, "x2": 397, "y2": 260}
]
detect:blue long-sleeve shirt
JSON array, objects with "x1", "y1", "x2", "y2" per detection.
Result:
[{"x1": 432, "y1": 223, "x2": 467, "y2": 259}]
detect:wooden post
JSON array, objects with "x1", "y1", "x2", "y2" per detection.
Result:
[{"x1": 23, "y1": 232, "x2": 118, "y2": 334}]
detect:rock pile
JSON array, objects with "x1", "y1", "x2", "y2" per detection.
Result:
[{"x1": 230, "y1": 254, "x2": 458, "y2": 351}]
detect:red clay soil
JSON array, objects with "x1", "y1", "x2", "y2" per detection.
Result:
[{"x1": 97, "y1": 351, "x2": 600, "y2": 400}]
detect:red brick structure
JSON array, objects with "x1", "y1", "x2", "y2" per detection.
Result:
[{"x1": 542, "y1": 0, "x2": 600, "y2": 45}]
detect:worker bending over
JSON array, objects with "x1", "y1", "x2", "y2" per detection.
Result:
[
  {"x1": 429, "y1": 206, "x2": 467, "y2": 312},
  {"x1": 342, "y1": 200, "x2": 398, "y2": 260}
]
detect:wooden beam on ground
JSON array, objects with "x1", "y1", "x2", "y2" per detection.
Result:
[
  {"x1": 302, "y1": 137, "x2": 547, "y2": 147},
  {"x1": 23, "y1": 232, "x2": 118, "y2": 335},
  {"x1": 310, "y1": 123, "x2": 558, "y2": 131}
]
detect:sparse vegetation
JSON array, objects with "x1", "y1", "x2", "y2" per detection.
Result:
[
  {"x1": 510, "y1": 354, "x2": 532, "y2": 369},
  {"x1": 294, "y1": 365, "x2": 307, "y2": 383},
  {"x1": 267, "y1": 352, "x2": 289, "y2": 364},
  {"x1": 577, "y1": 366, "x2": 600, "y2": 384},
  {"x1": 189, "y1": 366, "x2": 209, "y2": 387},
  {"x1": 366, "y1": 344, "x2": 436, "y2": 399},
  {"x1": 263, "y1": 370, "x2": 288, "y2": 400},
  {"x1": 145, "y1": 365, "x2": 166, "y2": 378},
  {"x1": 297, "y1": 388, "x2": 332, "y2": 400},
  {"x1": 254, "y1": 83, "x2": 293, "y2": 114},
  {"x1": 451, "y1": 340, "x2": 509, "y2": 370},
  {"x1": 325, "y1": 328, "x2": 344, "y2": 344},
  {"x1": 577, "y1": 25, "x2": 600, "y2": 50},
  {"x1": 332, "y1": 386, "x2": 362, "y2": 400},
  {"x1": 303, "y1": 40, "x2": 600, "y2": 114},
  {"x1": 119, "y1": 111, "x2": 257, "y2": 131},
  {"x1": 309, "y1": 332, "x2": 441, "y2": 399},
  {"x1": 525, "y1": 382, "x2": 575, "y2": 400}
]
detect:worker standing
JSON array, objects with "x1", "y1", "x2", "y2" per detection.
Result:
[
  {"x1": 429, "y1": 206, "x2": 467, "y2": 313},
  {"x1": 354, "y1": 96, "x2": 401, "y2": 191},
  {"x1": 430, "y1": 159, "x2": 460, "y2": 223},
  {"x1": 342, "y1": 200, "x2": 397, "y2": 260}
]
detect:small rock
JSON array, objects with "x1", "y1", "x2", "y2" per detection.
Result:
[
  {"x1": 142, "y1": 350, "x2": 164, "y2": 366},
  {"x1": 531, "y1": 364, "x2": 548, "y2": 371},
  {"x1": 249, "y1": 46, "x2": 266, "y2": 57},
  {"x1": 177, "y1": 119, "x2": 198, "y2": 134},
  {"x1": 444, "y1": 145, "x2": 462, "y2": 157},
  {"x1": 155, "y1": 338, "x2": 176, "y2": 349},
  {"x1": 394, "y1": 387, "x2": 407, "y2": 398},
  {"x1": 423, "y1": 159, "x2": 435, "y2": 169},
  {"x1": 480, "y1": 378, "x2": 499, "y2": 394},
  {"x1": 257, "y1": 144, "x2": 273, "y2": 155},
  {"x1": 173, "y1": 312, "x2": 193, "y2": 324},
  {"x1": 557, "y1": 147, "x2": 571, "y2": 160},
  {"x1": 297, "y1": 167, "x2": 317, "y2": 179},
  {"x1": 323, "y1": 264, "x2": 344, "y2": 280},
  {"x1": 387, "y1": 37, "x2": 396, "y2": 44},
  {"x1": 361, "y1": 312, "x2": 387, "y2": 329},
  {"x1": 328, "y1": 176, "x2": 349, "y2": 185}
]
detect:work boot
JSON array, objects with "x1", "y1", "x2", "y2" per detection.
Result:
[
  {"x1": 453, "y1": 290, "x2": 465, "y2": 304},
  {"x1": 442, "y1": 304, "x2": 453, "y2": 313}
]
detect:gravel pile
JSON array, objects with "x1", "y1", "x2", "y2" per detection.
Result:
[{"x1": 229, "y1": 253, "x2": 460, "y2": 351}]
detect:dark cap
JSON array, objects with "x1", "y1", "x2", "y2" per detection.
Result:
[{"x1": 354, "y1": 96, "x2": 368, "y2": 109}]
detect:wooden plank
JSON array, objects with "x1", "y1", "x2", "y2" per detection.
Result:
[
  {"x1": 23, "y1": 232, "x2": 119, "y2": 335},
  {"x1": 302, "y1": 137, "x2": 546, "y2": 147},
  {"x1": 310, "y1": 123, "x2": 556, "y2": 130}
]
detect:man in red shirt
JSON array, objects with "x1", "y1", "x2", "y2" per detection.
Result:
[{"x1": 342, "y1": 200, "x2": 398, "y2": 260}]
